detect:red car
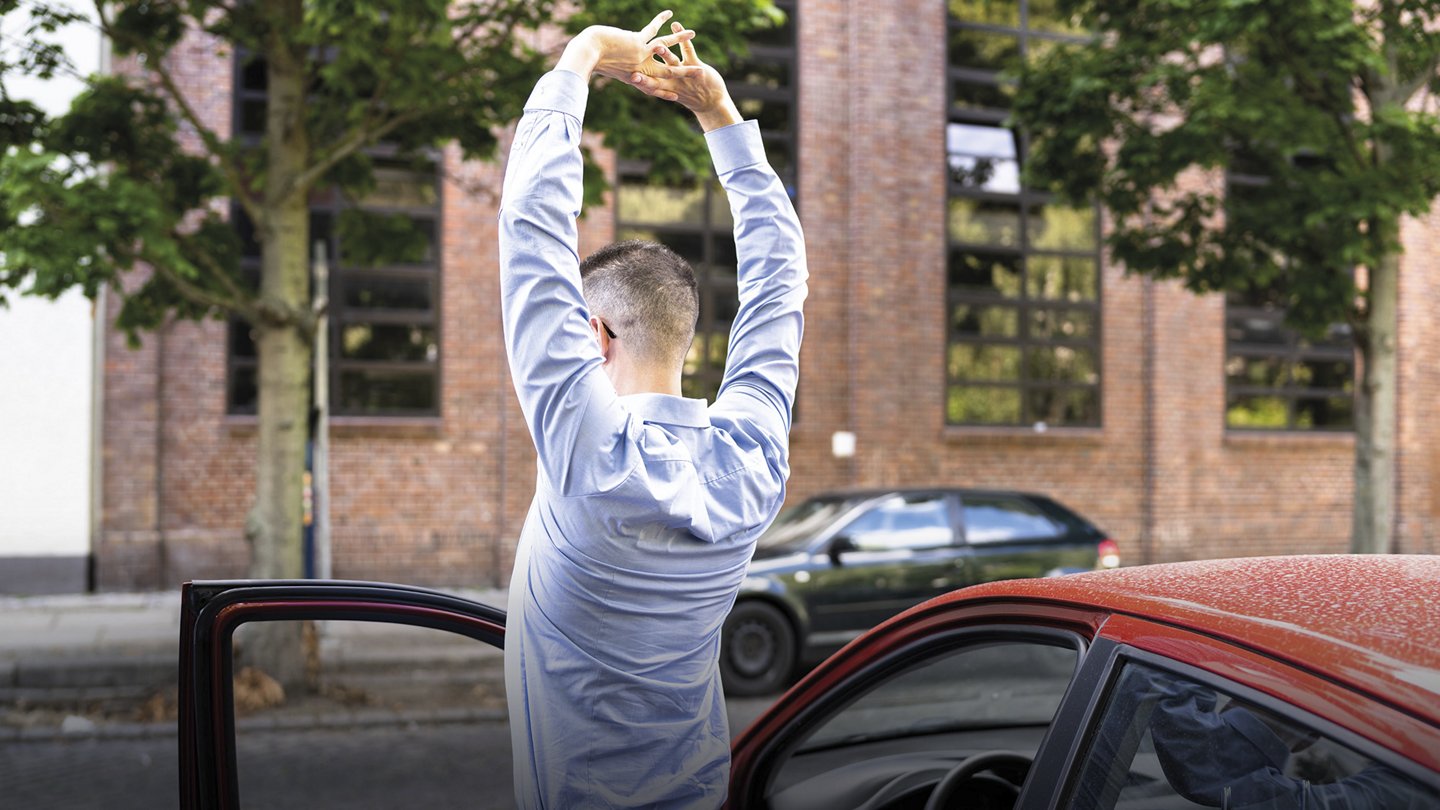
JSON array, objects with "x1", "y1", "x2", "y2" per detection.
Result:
[{"x1": 178, "y1": 555, "x2": 1440, "y2": 809}]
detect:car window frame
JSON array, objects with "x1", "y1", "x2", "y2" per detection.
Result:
[
  {"x1": 1041, "y1": 644, "x2": 1440, "y2": 810},
  {"x1": 739, "y1": 624, "x2": 1090, "y2": 807}
]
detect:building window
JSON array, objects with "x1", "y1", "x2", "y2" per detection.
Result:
[
  {"x1": 1224, "y1": 292, "x2": 1354, "y2": 431},
  {"x1": 945, "y1": 1, "x2": 1100, "y2": 427},
  {"x1": 228, "y1": 55, "x2": 442, "y2": 417},
  {"x1": 1223, "y1": 166, "x2": 1355, "y2": 431},
  {"x1": 614, "y1": 1, "x2": 797, "y2": 403}
]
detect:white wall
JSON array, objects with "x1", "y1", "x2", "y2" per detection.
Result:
[
  {"x1": 0, "y1": 292, "x2": 95, "y2": 555},
  {"x1": 0, "y1": 3, "x2": 101, "y2": 558}
]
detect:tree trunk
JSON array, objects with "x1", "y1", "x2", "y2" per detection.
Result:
[
  {"x1": 1351, "y1": 246, "x2": 1399, "y2": 554},
  {"x1": 243, "y1": 0, "x2": 312, "y2": 687}
]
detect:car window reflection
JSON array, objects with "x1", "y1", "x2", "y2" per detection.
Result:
[
  {"x1": 1067, "y1": 663, "x2": 1440, "y2": 810},
  {"x1": 756, "y1": 497, "x2": 865, "y2": 552}
]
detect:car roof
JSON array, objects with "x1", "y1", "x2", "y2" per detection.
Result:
[
  {"x1": 953, "y1": 555, "x2": 1440, "y2": 724},
  {"x1": 808, "y1": 487, "x2": 1054, "y2": 501}
]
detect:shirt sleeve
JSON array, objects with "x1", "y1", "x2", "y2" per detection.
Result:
[
  {"x1": 498, "y1": 70, "x2": 632, "y2": 497},
  {"x1": 705, "y1": 120, "x2": 809, "y2": 471}
]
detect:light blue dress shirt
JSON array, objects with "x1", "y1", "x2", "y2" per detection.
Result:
[{"x1": 498, "y1": 70, "x2": 807, "y2": 809}]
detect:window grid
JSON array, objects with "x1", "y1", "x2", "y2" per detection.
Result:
[
  {"x1": 1224, "y1": 303, "x2": 1356, "y2": 432},
  {"x1": 614, "y1": 1, "x2": 798, "y2": 403},
  {"x1": 227, "y1": 54, "x2": 442, "y2": 417},
  {"x1": 946, "y1": 2, "x2": 1102, "y2": 428},
  {"x1": 1222, "y1": 173, "x2": 1355, "y2": 432}
]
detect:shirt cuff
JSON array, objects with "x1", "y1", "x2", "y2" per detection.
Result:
[
  {"x1": 706, "y1": 119, "x2": 765, "y2": 176},
  {"x1": 524, "y1": 70, "x2": 589, "y2": 122}
]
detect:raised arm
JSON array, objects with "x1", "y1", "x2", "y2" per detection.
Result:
[
  {"x1": 498, "y1": 15, "x2": 696, "y2": 495},
  {"x1": 633, "y1": 33, "x2": 809, "y2": 442}
]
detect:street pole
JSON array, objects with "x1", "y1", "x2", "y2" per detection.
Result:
[{"x1": 313, "y1": 241, "x2": 332, "y2": 580}]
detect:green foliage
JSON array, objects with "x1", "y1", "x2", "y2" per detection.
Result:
[
  {"x1": 336, "y1": 209, "x2": 430, "y2": 267},
  {"x1": 0, "y1": 0, "x2": 781, "y2": 331},
  {"x1": 1012, "y1": 0, "x2": 1440, "y2": 336},
  {"x1": 0, "y1": 1, "x2": 86, "y2": 85},
  {"x1": 572, "y1": 1, "x2": 786, "y2": 189}
]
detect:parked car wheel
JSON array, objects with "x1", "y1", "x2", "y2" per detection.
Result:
[{"x1": 721, "y1": 600, "x2": 796, "y2": 696}]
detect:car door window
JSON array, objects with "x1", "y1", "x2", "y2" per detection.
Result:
[
  {"x1": 764, "y1": 636, "x2": 1080, "y2": 810},
  {"x1": 229, "y1": 619, "x2": 511, "y2": 809},
  {"x1": 962, "y1": 495, "x2": 1063, "y2": 543},
  {"x1": 179, "y1": 581, "x2": 509, "y2": 809},
  {"x1": 1065, "y1": 662, "x2": 1440, "y2": 810},
  {"x1": 842, "y1": 494, "x2": 954, "y2": 551}
]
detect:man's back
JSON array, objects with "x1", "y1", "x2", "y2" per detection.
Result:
[
  {"x1": 498, "y1": 18, "x2": 806, "y2": 808},
  {"x1": 506, "y1": 394, "x2": 786, "y2": 806}
]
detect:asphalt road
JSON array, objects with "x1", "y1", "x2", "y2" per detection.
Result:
[{"x1": 1, "y1": 698, "x2": 774, "y2": 809}]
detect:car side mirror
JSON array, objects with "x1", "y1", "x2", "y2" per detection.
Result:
[{"x1": 828, "y1": 535, "x2": 856, "y2": 565}]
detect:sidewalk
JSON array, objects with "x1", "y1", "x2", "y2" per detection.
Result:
[{"x1": 0, "y1": 586, "x2": 510, "y2": 740}]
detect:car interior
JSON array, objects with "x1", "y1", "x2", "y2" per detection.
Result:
[
  {"x1": 759, "y1": 637, "x2": 1080, "y2": 810},
  {"x1": 752, "y1": 637, "x2": 1440, "y2": 810}
]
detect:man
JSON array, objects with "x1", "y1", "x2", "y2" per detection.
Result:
[{"x1": 498, "y1": 10, "x2": 807, "y2": 808}]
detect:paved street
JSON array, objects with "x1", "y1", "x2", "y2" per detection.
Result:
[
  {"x1": 1, "y1": 590, "x2": 776, "y2": 806},
  {"x1": 1, "y1": 698, "x2": 774, "y2": 808}
]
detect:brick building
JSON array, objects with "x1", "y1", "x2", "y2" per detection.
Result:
[{"x1": 94, "y1": 0, "x2": 1440, "y2": 590}]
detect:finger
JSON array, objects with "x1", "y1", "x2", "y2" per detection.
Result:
[
  {"x1": 674, "y1": 22, "x2": 701, "y2": 65},
  {"x1": 645, "y1": 64, "x2": 705, "y2": 80},
  {"x1": 640, "y1": 9, "x2": 673, "y2": 40},
  {"x1": 655, "y1": 43, "x2": 681, "y2": 66},
  {"x1": 652, "y1": 28, "x2": 695, "y2": 49},
  {"x1": 628, "y1": 73, "x2": 679, "y2": 102}
]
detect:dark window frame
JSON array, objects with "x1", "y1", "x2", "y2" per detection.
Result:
[
  {"x1": 945, "y1": 4, "x2": 1103, "y2": 429},
  {"x1": 613, "y1": 0, "x2": 798, "y2": 404},
  {"x1": 226, "y1": 52, "x2": 444, "y2": 419},
  {"x1": 1222, "y1": 176, "x2": 1355, "y2": 433}
]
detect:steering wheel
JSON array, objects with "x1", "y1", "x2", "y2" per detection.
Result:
[{"x1": 923, "y1": 750, "x2": 1034, "y2": 810}]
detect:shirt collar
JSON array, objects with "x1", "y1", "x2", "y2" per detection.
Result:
[{"x1": 620, "y1": 393, "x2": 710, "y2": 428}]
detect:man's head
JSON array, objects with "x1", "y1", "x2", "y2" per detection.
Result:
[{"x1": 579, "y1": 240, "x2": 699, "y2": 373}]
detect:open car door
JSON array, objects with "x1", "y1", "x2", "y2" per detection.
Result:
[{"x1": 176, "y1": 580, "x2": 506, "y2": 810}]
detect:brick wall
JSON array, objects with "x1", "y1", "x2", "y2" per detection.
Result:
[
  {"x1": 1398, "y1": 205, "x2": 1440, "y2": 554},
  {"x1": 97, "y1": 1, "x2": 1440, "y2": 590}
]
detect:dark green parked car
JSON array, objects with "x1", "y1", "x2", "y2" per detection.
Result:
[{"x1": 720, "y1": 488, "x2": 1118, "y2": 695}]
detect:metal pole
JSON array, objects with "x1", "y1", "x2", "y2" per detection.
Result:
[{"x1": 313, "y1": 241, "x2": 332, "y2": 580}]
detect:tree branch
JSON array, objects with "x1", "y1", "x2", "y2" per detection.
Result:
[
  {"x1": 179, "y1": 229, "x2": 263, "y2": 315},
  {"x1": 284, "y1": 0, "x2": 535, "y2": 201},
  {"x1": 162, "y1": 232, "x2": 312, "y2": 333},
  {"x1": 1393, "y1": 53, "x2": 1440, "y2": 106},
  {"x1": 92, "y1": 0, "x2": 264, "y2": 225},
  {"x1": 147, "y1": 250, "x2": 257, "y2": 322},
  {"x1": 279, "y1": 106, "x2": 428, "y2": 200}
]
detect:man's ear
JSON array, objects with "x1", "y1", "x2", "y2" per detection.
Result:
[{"x1": 590, "y1": 316, "x2": 613, "y2": 360}]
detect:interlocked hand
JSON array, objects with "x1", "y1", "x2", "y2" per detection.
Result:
[
  {"x1": 571, "y1": 10, "x2": 701, "y2": 99},
  {"x1": 626, "y1": 21, "x2": 741, "y2": 131}
]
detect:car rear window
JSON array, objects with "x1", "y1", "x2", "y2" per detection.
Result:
[
  {"x1": 962, "y1": 495, "x2": 1064, "y2": 543},
  {"x1": 756, "y1": 497, "x2": 866, "y2": 553}
]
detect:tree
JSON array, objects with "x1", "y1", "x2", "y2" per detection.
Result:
[
  {"x1": 1012, "y1": 0, "x2": 1440, "y2": 553},
  {"x1": 0, "y1": 0, "x2": 780, "y2": 683}
]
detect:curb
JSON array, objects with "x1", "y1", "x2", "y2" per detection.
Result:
[
  {"x1": 1, "y1": 705, "x2": 508, "y2": 743},
  {"x1": 11, "y1": 653, "x2": 174, "y2": 690}
]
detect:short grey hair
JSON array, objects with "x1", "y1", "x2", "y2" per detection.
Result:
[{"x1": 579, "y1": 240, "x2": 699, "y2": 369}]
